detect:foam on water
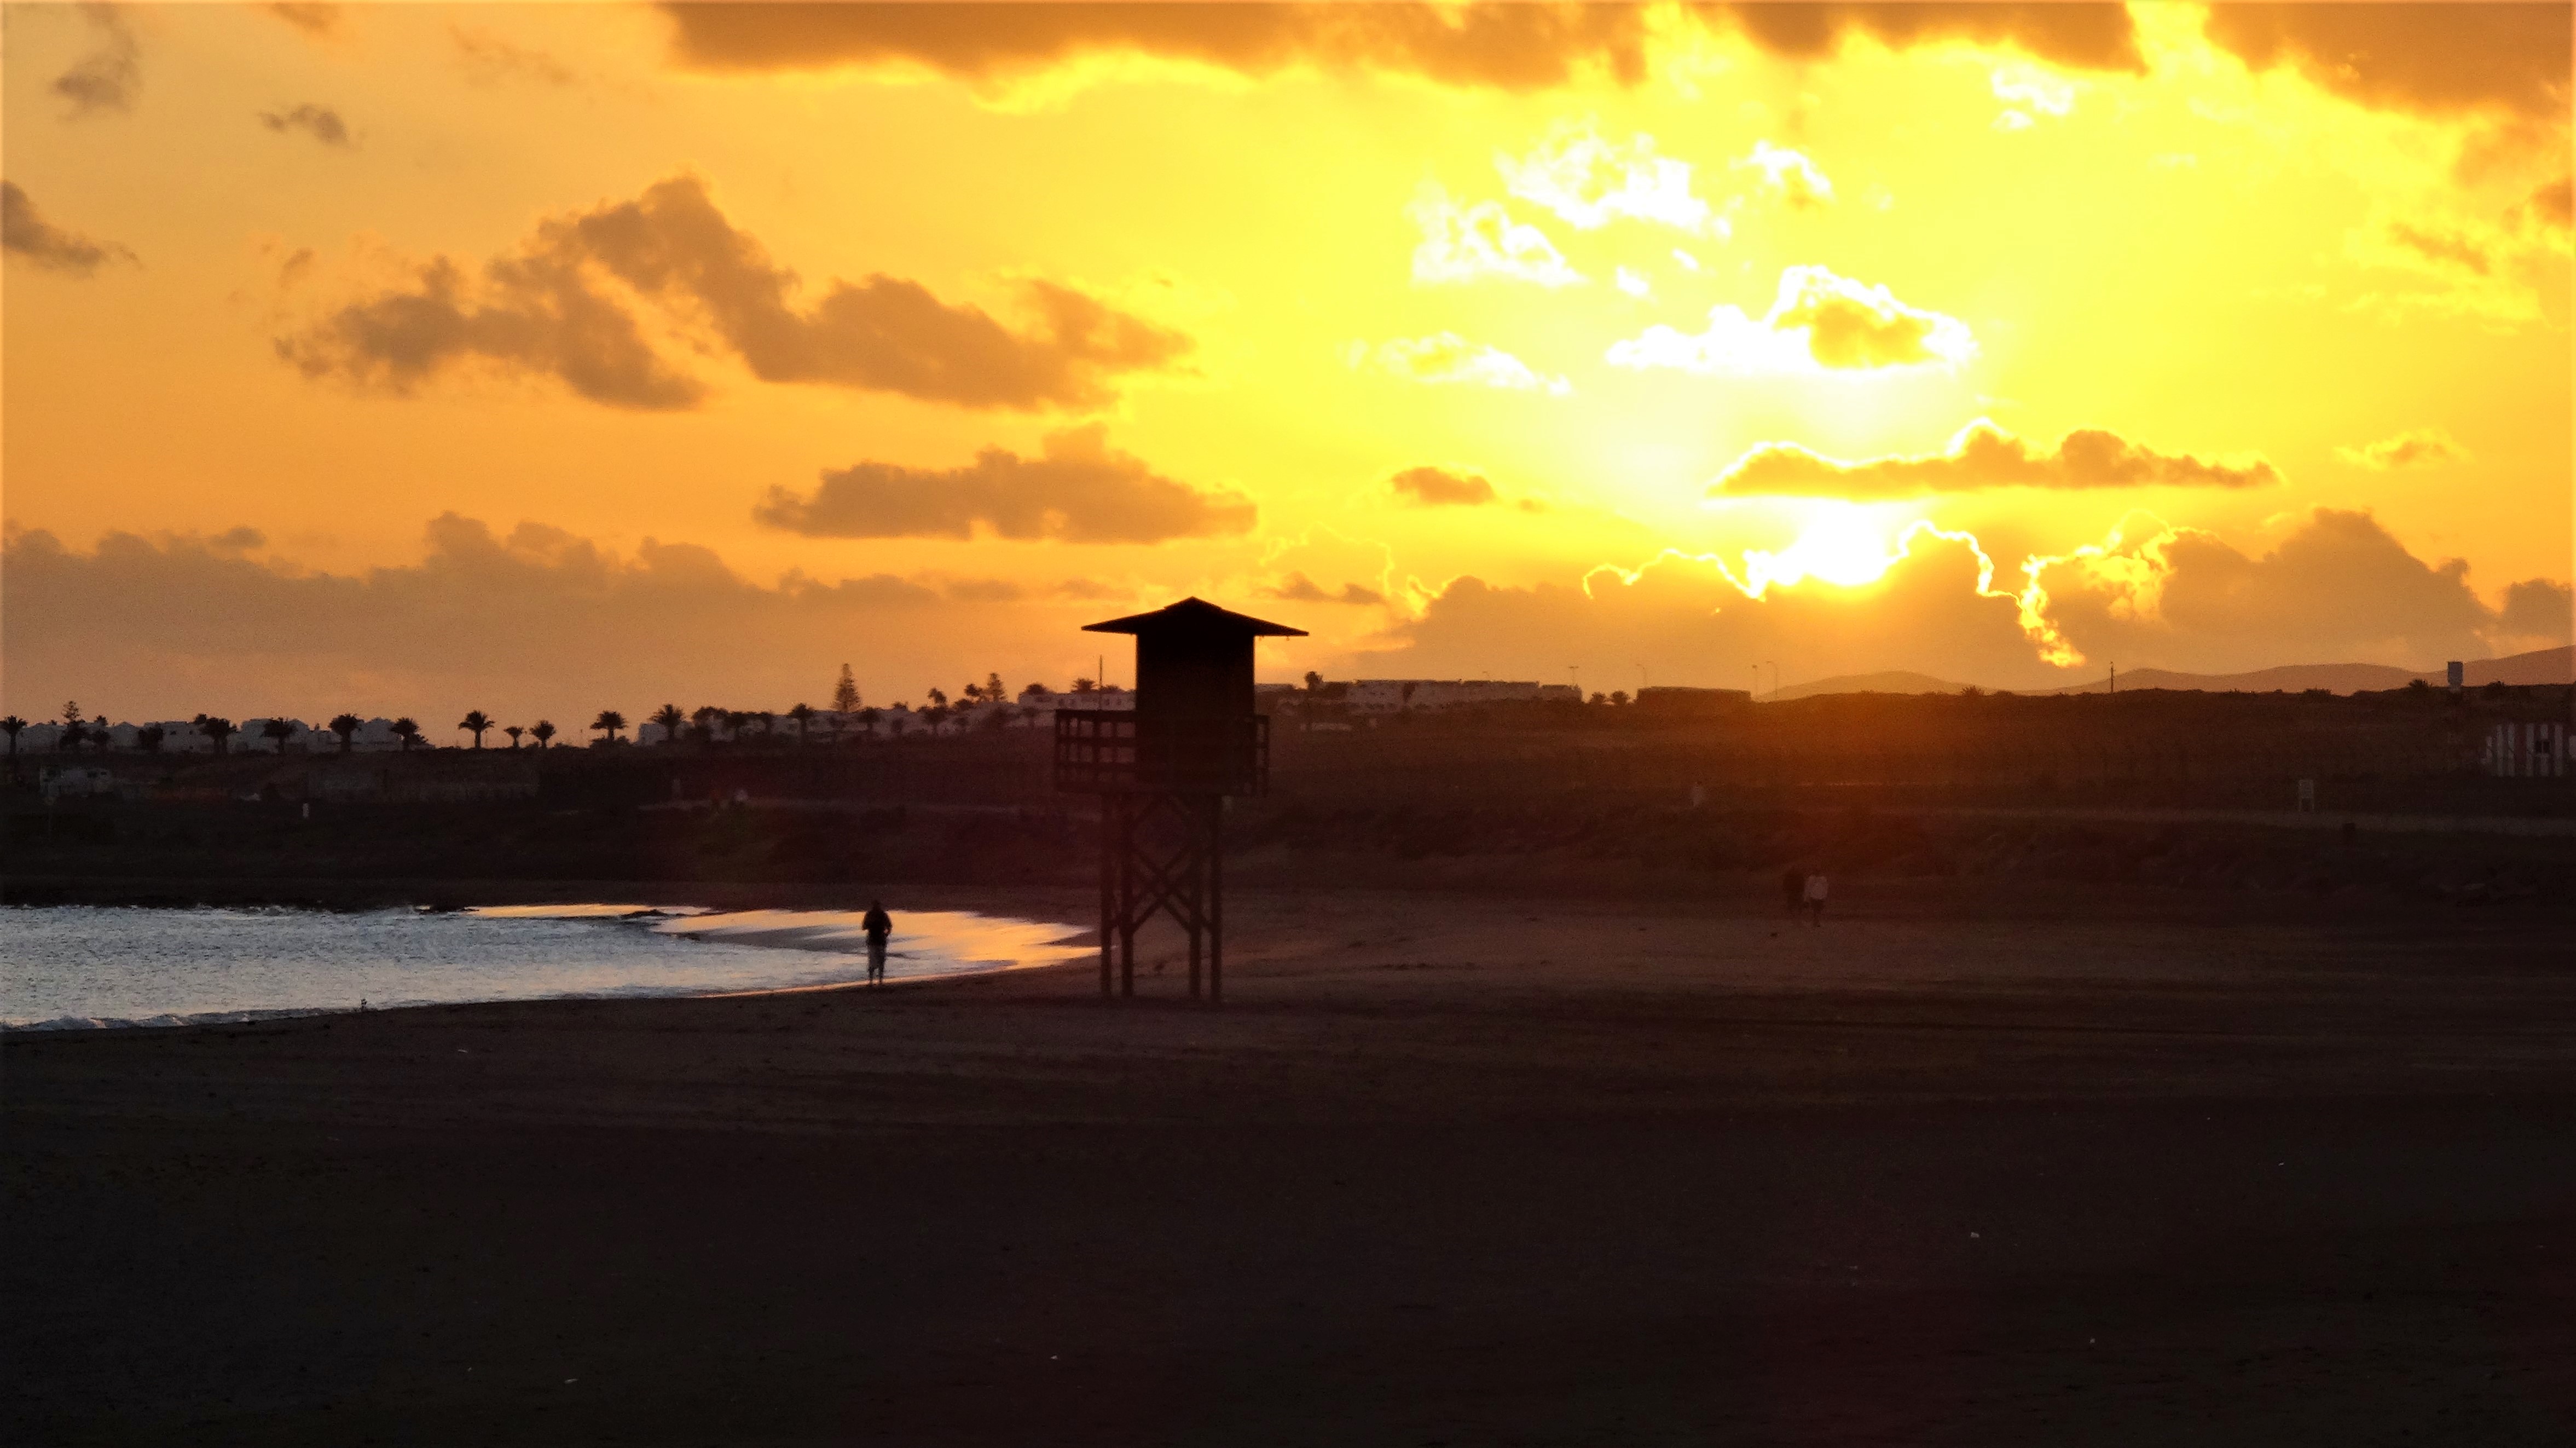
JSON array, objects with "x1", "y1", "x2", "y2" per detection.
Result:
[{"x1": 3, "y1": 904, "x2": 1089, "y2": 1031}]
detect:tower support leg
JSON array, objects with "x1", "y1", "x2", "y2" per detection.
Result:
[
  {"x1": 1098, "y1": 794, "x2": 1116, "y2": 997},
  {"x1": 1208, "y1": 797, "x2": 1224, "y2": 1006}
]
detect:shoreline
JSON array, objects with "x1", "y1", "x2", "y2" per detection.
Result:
[{"x1": 5, "y1": 897, "x2": 1097, "y2": 1035}]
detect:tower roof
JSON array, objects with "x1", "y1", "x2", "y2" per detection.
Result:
[{"x1": 1081, "y1": 597, "x2": 1306, "y2": 638}]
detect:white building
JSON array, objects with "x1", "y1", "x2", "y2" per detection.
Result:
[{"x1": 2484, "y1": 720, "x2": 2570, "y2": 778}]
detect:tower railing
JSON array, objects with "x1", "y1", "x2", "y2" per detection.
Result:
[{"x1": 1052, "y1": 709, "x2": 1270, "y2": 796}]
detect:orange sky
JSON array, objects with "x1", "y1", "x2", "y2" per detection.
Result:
[{"x1": 5, "y1": 3, "x2": 2569, "y2": 723}]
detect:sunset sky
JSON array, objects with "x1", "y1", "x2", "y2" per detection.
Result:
[{"x1": 6, "y1": 2, "x2": 2570, "y2": 724}]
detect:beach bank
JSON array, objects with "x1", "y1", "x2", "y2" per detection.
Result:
[{"x1": 9, "y1": 886, "x2": 2574, "y2": 1444}]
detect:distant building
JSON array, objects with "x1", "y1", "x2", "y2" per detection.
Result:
[
  {"x1": 2484, "y1": 720, "x2": 2569, "y2": 778},
  {"x1": 1338, "y1": 680, "x2": 1580, "y2": 714},
  {"x1": 37, "y1": 764, "x2": 123, "y2": 801}
]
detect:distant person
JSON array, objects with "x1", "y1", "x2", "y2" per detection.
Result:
[
  {"x1": 862, "y1": 900, "x2": 893, "y2": 984},
  {"x1": 1782, "y1": 867, "x2": 1808, "y2": 918},
  {"x1": 1802, "y1": 871, "x2": 1830, "y2": 926}
]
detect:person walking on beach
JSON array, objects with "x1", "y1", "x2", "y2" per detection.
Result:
[
  {"x1": 861, "y1": 900, "x2": 893, "y2": 984},
  {"x1": 1782, "y1": 866, "x2": 1808, "y2": 919},
  {"x1": 1802, "y1": 871, "x2": 1830, "y2": 926}
]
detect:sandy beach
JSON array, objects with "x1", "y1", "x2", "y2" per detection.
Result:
[{"x1": 9, "y1": 882, "x2": 2575, "y2": 1444}]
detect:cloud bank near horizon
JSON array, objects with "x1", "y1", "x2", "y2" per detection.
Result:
[
  {"x1": 11, "y1": 503, "x2": 2562, "y2": 723},
  {"x1": 0, "y1": 516, "x2": 1144, "y2": 723}
]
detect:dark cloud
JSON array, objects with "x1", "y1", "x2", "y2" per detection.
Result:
[
  {"x1": 663, "y1": 3, "x2": 1655, "y2": 88},
  {"x1": 2518, "y1": 176, "x2": 2572, "y2": 232},
  {"x1": 2, "y1": 181, "x2": 136, "y2": 276},
  {"x1": 0, "y1": 516, "x2": 1089, "y2": 722},
  {"x1": 278, "y1": 175, "x2": 1189, "y2": 411},
  {"x1": 2499, "y1": 579, "x2": 2574, "y2": 645},
  {"x1": 753, "y1": 426, "x2": 1255, "y2": 544},
  {"x1": 1390, "y1": 465, "x2": 1498, "y2": 507},
  {"x1": 659, "y1": 2, "x2": 2141, "y2": 87},
  {"x1": 259, "y1": 103, "x2": 351, "y2": 147},
  {"x1": 267, "y1": 4, "x2": 342, "y2": 38},
  {"x1": 2202, "y1": 4, "x2": 2571, "y2": 122},
  {"x1": 53, "y1": 3, "x2": 141, "y2": 119},
  {"x1": 279, "y1": 253, "x2": 705, "y2": 409},
  {"x1": 2032, "y1": 509, "x2": 2565, "y2": 670},
  {"x1": 1713, "y1": 420, "x2": 2280, "y2": 499},
  {"x1": 452, "y1": 26, "x2": 581, "y2": 86},
  {"x1": 1261, "y1": 572, "x2": 1386, "y2": 606},
  {"x1": 1712, "y1": 4, "x2": 2145, "y2": 74}
]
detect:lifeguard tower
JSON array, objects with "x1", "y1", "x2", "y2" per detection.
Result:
[{"x1": 1054, "y1": 598, "x2": 1305, "y2": 1002}]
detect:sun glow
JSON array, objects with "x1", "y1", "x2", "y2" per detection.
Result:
[{"x1": 1736, "y1": 504, "x2": 1910, "y2": 595}]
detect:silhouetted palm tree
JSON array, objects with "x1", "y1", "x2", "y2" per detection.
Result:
[
  {"x1": 858, "y1": 707, "x2": 882, "y2": 740},
  {"x1": 390, "y1": 718, "x2": 422, "y2": 752},
  {"x1": 137, "y1": 724, "x2": 165, "y2": 753},
  {"x1": 329, "y1": 714, "x2": 362, "y2": 752},
  {"x1": 786, "y1": 702, "x2": 815, "y2": 745},
  {"x1": 749, "y1": 709, "x2": 774, "y2": 744},
  {"x1": 458, "y1": 710, "x2": 494, "y2": 749},
  {"x1": 592, "y1": 709, "x2": 626, "y2": 746},
  {"x1": 261, "y1": 718, "x2": 296, "y2": 754},
  {"x1": 1, "y1": 715, "x2": 24, "y2": 761},
  {"x1": 195, "y1": 714, "x2": 236, "y2": 756},
  {"x1": 504, "y1": 725, "x2": 525, "y2": 749},
  {"x1": 650, "y1": 703, "x2": 686, "y2": 747},
  {"x1": 691, "y1": 706, "x2": 723, "y2": 746},
  {"x1": 531, "y1": 720, "x2": 557, "y2": 750}
]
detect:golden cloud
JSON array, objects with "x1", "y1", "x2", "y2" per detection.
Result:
[
  {"x1": 1352, "y1": 333, "x2": 1571, "y2": 394},
  {"x1": 754, "y1": 426, "x2": 1255, "y2": 544},
  {"x1": 1390, "y1": 465, "x2": 1500, "y2": 507},
  {"x1": 1609, "y1": 265, "x2": 1972, "y2": 375},
  {"x1": 2336, "y1": 428, "x2": 2469, "y2": 470},
  {"x1": 660, "y1": 3, "x2": 2146, "y2": 89},
  {"x1": 2024, "y1": 507, "x2": 2565, "y2": 670},
  {"x1": 2202, "y1": 3, "x2": 2571, "y2": 122},
  {"x1": 1712, "y1": 420, "x2": 2280, "y2": 498},
  {"x1": 276, "y1": 176, "x2": 1189, "y2": 411},
  {"x1": 1408, "y1": 184, "x2": 1585, "y2": 287},
  {"x1": 1498, "y1": 123, "x2": 1723, "y2": 234}
]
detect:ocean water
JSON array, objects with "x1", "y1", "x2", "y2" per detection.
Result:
[{"x1": 2, "y1": 904, "x2": 1090, "y2": 1031}]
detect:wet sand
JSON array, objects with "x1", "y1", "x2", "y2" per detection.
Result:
[{"x1": 9, "y1": 885, "x2": 2575, "y2": 1444}]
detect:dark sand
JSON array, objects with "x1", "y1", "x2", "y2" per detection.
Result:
[{"x1": 9, "y1": 884, "x2": 2575, "y2": 1445}]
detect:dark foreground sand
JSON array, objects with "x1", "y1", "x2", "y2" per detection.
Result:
[{"x1": 9, "y1": 884, "x2": 2575, "y2": 1445}]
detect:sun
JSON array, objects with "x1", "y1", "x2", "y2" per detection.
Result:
[{"x1": 1736, "y1": 503, "x2": 1909, "y2": 596}]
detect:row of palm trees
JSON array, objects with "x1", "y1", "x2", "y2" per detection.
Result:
[
  {"x1": 0, "y1": 702, "x2": 562, "y2": 758},
  {"x1": 4, "y1": 671, "x2": 1082, "y2": 763}
]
